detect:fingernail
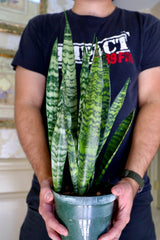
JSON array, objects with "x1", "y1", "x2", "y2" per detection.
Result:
[
  {"x1": 62, "y1": 230, "x2": 68, "y2": 236},
  {"x1": 113, "y1": 186, "x2": 120, "y2": 193},
  {"x1": 45, "y1": 191, "x2": 52, "y2": 201}
]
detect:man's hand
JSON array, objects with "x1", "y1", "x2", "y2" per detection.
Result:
[
  {"x1": 98, "y1": 178, "x2": 139, "y2": 240},
  {"x1": 39, "y1": 179, "x2": 68, "y2": 240}
]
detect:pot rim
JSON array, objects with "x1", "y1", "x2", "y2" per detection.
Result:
[{"x1": 53, "y1": 190, "x2": 116, "y2": 205}]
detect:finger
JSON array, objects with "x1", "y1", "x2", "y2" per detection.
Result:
[
  {"x1": 39, "y1": 205, "x2": 68, "y2": 237},
  {"x1": 47, "y1": 227, "x2": 62, "y2": 240},
  {"x1": 44, "y1": 210, "x2": 68, "y2": 237},
  {"x1": 101, "y1": 217, "x2": 127, "y2": 239},
  {"x1": 98, "y1": 206, "x2": 130, "y2": 239},
  {"x1": 98, "y1": 225, "x2": 121, "y2": 240},
  {"x1": 98, "y1": 212, "x2": 124, "y2": 240}
]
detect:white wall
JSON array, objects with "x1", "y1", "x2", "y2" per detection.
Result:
[
  {"x1": 0, "y1": 1, "x2": 160, "y2": 240},
  {"x1": 0, "y1": 129, "x2": 33, "y2": 240},
  {"x1": 114, "y1": 0, "x2": 160, "y2": 11}
]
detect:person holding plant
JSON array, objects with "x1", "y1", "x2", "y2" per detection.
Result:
[{"x1": 12, "y1": 0, "x2": 160, "y2": 239}]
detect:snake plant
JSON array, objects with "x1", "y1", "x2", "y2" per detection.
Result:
[{"x1": 46, "y1": 13, "x2": 135, "y2": 195}]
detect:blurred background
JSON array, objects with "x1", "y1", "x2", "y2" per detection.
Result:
[{"x1": 0, "y1": 0, "x2": 160, "y2": 239}]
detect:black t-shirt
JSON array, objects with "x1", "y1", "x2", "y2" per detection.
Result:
[{"x1": 12, "y1": 7, "x2": 160, "y2": 209}]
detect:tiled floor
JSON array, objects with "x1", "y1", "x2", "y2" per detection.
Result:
[{"x1": 152, "y1": 205, "x2": 160, "y2": 240}]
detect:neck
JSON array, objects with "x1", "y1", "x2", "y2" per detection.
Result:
[{"x1": 72, "y1": 0, "x2": 115, "y2": 18}]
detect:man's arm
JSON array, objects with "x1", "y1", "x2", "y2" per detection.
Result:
[
  {"x1": 125, "y1": 66, "x2": 160, "y2": 177},
  {"x1": 99, "y1": 67, "x2": 160, "y2": 240},
  {"x1": 15, "y1": 66, "x2": 68, "y2": 240},
  {"x1": 15, "y1": 66, "x2": 51, "y2": 183}
]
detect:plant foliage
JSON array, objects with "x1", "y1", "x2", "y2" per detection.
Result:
[{"x1": 46, "y1": 13, "x2": 135, "y2": 195}]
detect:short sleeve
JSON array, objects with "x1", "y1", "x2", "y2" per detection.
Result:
[
  {"x1": 140, "y1": 15, "x2": 160, "y2": 71},
  {"x1": 12, "y1": 16, "x2": 46, "y2": 76}
]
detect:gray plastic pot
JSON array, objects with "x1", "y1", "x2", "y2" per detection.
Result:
[{"x1": 53, "y1": 191, "x2": 116, "y2": 240}]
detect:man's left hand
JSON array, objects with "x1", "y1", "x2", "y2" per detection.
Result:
[{"x1": 98, "y1": 178, "x2": 139, "y2": 240}]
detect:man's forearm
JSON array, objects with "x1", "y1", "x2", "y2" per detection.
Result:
[
  {"x1": 15, "y1": 103, "x2": 52, "y2": 184},
  {"x1": 125, "y1": 102, "x2": 160, "y2": 179}
]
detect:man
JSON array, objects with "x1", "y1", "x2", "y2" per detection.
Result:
[{"x1": 13, "y1": 0, "x2": 160, "y2": 239}]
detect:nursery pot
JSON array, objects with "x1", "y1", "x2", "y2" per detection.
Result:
[{"x1": 53, "y1": 191, "x2": 116, "y2": 240}]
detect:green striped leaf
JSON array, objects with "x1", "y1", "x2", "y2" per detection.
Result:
[
  {"x1": 46, "y1": 39, "x2": 59, "y2": 150},
  {"x1": 99, "y1": 52, "x2": 111, "y2": 147},
  {"x1": 62, "y1": 12, "x2": 77, "y2": 142},
  {"x1": 78, "y1": 44, "x2": 104, "y2": 195},
  {"x1": 61, "y1": 12, "x2": 79, "y2": 192},
  {"x1": 97, "y1": 78, "x2": 130, "y2": 155},
  {"x1": 78, "y1": 45, "x2": 90, "y2": 136},
  {"x1": 51, "y1": 88, "x2": 68, "y2": 192},
  {"x1": 96, "y1": 110, "x2": 135, "y2": 185},
  {"x1": 62, "y1": 91, "x2": 78, "y2": 193}
]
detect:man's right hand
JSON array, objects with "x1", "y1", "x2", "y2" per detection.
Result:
[{"x1": 39, "y1": 179, "x2": 68, "y2": 240}]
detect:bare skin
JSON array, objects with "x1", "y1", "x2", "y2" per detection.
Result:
[
  {"x1": 72, "y1": 0, "x2": 115, "y2": 17},
  {"x1": 15, "y1": 1, "x2": 160, "y2": 239}
]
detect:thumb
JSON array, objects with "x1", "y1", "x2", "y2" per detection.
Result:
[
  {"x1": 111, "y1": 185, "x2": 121, "y2": 197},
  {"x1": 44, "y1": 190, "x2": 53, "y2": 202},
  {"x1": 41, "y1": 179, "x2": 54, "y2": 203}
]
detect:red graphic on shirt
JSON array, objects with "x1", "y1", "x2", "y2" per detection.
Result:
[{"x1": 106, "y1": 52, "x2": 133, "y2": 64}]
